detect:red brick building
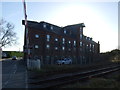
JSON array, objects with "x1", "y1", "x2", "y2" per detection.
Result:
[{"x1": 22, "y1": 20, "x2": 100, "y2": 65}]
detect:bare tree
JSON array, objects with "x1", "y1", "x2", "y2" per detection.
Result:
[{"x1": 0, "y1": 19, "x2": 17, "y2": 48}]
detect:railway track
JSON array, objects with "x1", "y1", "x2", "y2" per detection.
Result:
[{"x1": 28, "y1": 65, "x2": 120, "y2": 88}]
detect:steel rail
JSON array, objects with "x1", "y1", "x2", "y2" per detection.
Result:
[{"x1": 28, "y1": 65, "x2": 120, "y2": 88}]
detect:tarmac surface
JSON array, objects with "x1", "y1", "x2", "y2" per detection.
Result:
[{"x1": 2, "y1": 59, "x2": 28, "y2": 89}]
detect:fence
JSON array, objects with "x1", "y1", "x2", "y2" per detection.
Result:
[{"x1": 27, "y1": 59, "x2": 41, "y2": 70}]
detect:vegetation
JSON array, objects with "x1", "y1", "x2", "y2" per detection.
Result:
[
  {"x1": 61, "y1": 74, "x2": 120, "y2": 88},
  {"x1": 2, "y1": 51, "x2": 23, "y2": 58},
  {"x1": 100, "y1": 49, "x2": 120, "y2": 63},
  {"x1": 0, "y1": 19, "x2": 18, "y2": 48}
]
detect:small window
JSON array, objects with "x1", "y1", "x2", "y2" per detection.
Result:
[
  {"x1": 90, "y1": 44, "x2": 91, "y2": 48},
  {"x1": 68, "y1": 41, "x2": 71, "y2": 44},
  {"x1": 51, "y1": 26, "x2": 53, "y2": 30},
  {"x1": 35, "y1": 45, "x2": 39, "y2": 48},
  {"x1": 80, "y1": 34, "x2": 82, "y2": 39},
  {"x1": 62, "y1": 38, "x2": 65, "y2": 42},
  {"x1": 46, "y1": 44, "x2": 50, "y2": 48},
  {"x1": 62, "y1": 47, "x2": 65, "y2": 50},
  {"x1": 87, "y1": 44, "x2": 89, "y2": 47},
  {"x1": 35, "y1": 34, "x2": 39, "y2": 38},
  {"x1": 55, "y1": 38, "x2": 58, "y2": 41},
  {"x1": 62, "y1": 38, "x2": 65, "y2": 44},
  {"x1": 74, "y1": 40, "x2": 76, "y2": 46},
  {"x1": 43, "y1": 23, "x2": 46, "y2": 28},
  {"x1": 47, "y1": 35, "x2": 50, "y2": 41},
  {"x1": 64, "y1": 29, "x2": 66, "y2": 34},
  {"x1": 55, "y1": 47, "x2": 58, "y2": 50},
  {"x1": 80, "y1": 42, "x2": 82, "y2": 46}
]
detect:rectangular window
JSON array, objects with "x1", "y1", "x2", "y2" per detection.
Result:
[
  {"x1": 62, "y1": 38, "x2": 65, "y2": 44},
  {"x1": 43, "y1": 23, "x2": 46, "y2": 28},
  {"x1": 35, "y1": 45, "x2": 39, "y2": 49},
  {"x1": 73, "y1": 40, "x2": 76, "y2": 46},
  {"x1": 51, "y1": 26, "x2": 53, "y2": 30},
  {"x1": 62, "y1": 47, "x2": 65, "y2": 50},
  {"x1": 80, "y1": 42, "x2": 82, "y2": 46},
  {"x1": 80, "y1": 34, "x2": 82, "y2": 39},
  {"x1": 64, "y1": 29, "x2": 66, "y2": 34},
  {"x1": 47, "y1": 35, "x2": 50, "y2": 41}
]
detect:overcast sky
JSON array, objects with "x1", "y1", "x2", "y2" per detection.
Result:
[{"x1": 1, "y1": 0, "x2": 119, "y2": 53}]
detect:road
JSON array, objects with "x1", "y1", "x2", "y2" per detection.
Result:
[{"x1": 2, "y1": 59, "x2": 27, "y2": 88}]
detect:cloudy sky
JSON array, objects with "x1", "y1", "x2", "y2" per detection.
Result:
[{"x1": 1, "y1": 0, "x2": 119, "y2": 52}]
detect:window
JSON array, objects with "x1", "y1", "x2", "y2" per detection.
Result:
[
  {"x1": 80, "y1": 34, "x2": 82, "y2": 39},
  {"x1": 89, "y1": 38, "x2": 91, "y2": 40},
  {"x1": 47, "y1": 35, "x2": 50, "y2": 41},
  {"x1": 35, "y1": 45, "x2": 39, "y2": 48},
  {"x1": 62, "y1": 47, "x2": 65, "y2": 50},
  {"x1": 55, "y1": 38, "x2": 58, "y2": 41},
  {"x1": 68, "y1": 41, "x2": 71, "y2": 44},
  {"x1": 64, "y1": 29, "x2": 66, "y2": 34},
  {"x1": 86, "y1": 44, "x2": 89, "y2": 48},
  {"x1": 68, "y1": 48, "x2": 71, "y2": 51},
  {"x1": 74, "y1": 40, "x2": 76, "y2": 46},
  {"x1": 62, "y1": 38, "x2": 65, "y2": 41},
  {"x1": 43, "y1": 23, "x2": 46, "y2": 28},
  {"x1": 80, "y1": 42, "x2": 82, "y2": 46},
  {"x1": 55, "y1": 47, "x2": 58, "y2": 50},
  {"x1": 90, "y1": 44, "x2": 91, "y2": 48},
  {"x1": 35, "y1": 34, "x2": 39, "y2": 38},
  {"x1": 46, "y1": 44, "x2": 50, "y2": 48},
  {"x1": 51, "y1": 26, "x2": 53, "y2": 30},
  {"x1": 80, "y1": 27, "x2": 83, "y2": 33},
  {"x1": 62, "y1": 38, "x2": 65, "y2": 44}
]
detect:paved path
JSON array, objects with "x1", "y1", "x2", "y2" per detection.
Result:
[{"x1": 2, "y1": 59, "x2": 28, "y2": 89}]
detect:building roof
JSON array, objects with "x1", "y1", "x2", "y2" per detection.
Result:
[{"x1": 22, "y1": 20, "x2": 85, "y2": 39}]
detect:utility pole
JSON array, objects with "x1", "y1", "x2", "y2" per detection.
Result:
[{"x1": 22, "y1": 0, "x2": 30, "y2": 68}]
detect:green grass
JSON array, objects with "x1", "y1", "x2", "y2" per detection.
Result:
[
  {"x1": 61, "y1": 78, "x2": 120, "y2": 88},
  {"x1": 61, "y1": 73, "x2": 120, "y2": 88}
]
